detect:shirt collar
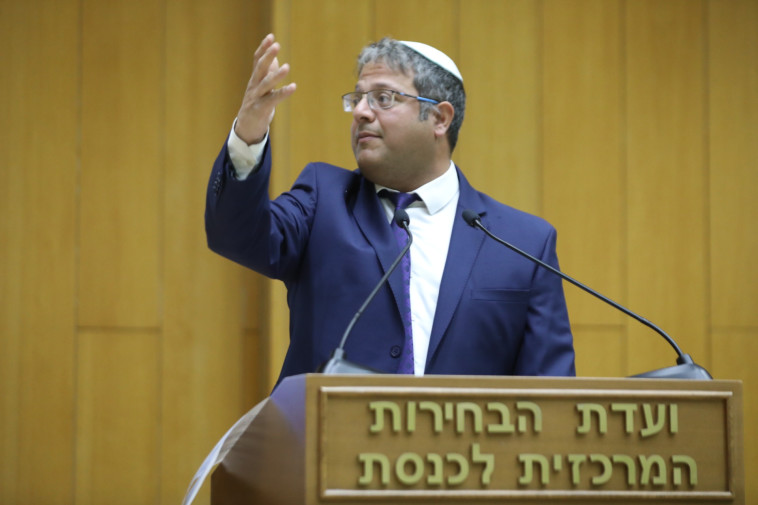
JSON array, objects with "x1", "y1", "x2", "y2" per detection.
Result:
[{"x1": 374, "y1": 161, "x2": 459, "y2": 215}]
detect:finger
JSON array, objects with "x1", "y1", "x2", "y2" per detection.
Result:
[
  {"x1": 257, "y1": 60, "x2": 290, "y2": 94},
  {"x1": 266, "y1": 81, "x2": 297, "y2": 108},
  {"x1": 241, "y1": 67, "x2": 296, "y2": 111},
  {"x1": 249, "y1": 42, "x2": 283, "y2": 90},
  {"x1": 252, "y1": 33, "x2": 275, "y2": 68},
  {"x1": 240, "y1": 62, "x2": 295, "y2": 106},
  {"x1": 269, "y1": 57, "x2": 281, "y2": 76},
  {"x1": 246, "y1": 59, "x2": 291, "y2": 106}
]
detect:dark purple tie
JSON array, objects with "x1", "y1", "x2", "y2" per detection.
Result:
[{"x1": 381, "y1": 190, "x2": 419, "y2": 374}]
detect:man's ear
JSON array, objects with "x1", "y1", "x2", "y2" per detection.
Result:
[{"x1": 432, "y1": 101, "x2": 455, "y2": 138}]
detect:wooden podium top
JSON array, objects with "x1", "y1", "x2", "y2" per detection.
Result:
[{"x1": 211, "y1": 374, "x2": 744, "y2": 505}]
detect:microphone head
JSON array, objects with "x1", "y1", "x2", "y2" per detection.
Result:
[
  {"x1": 462, "y1": 209, "x2": 481, "y2": 226},
  {"x1": 394, "y1": 207, "x2": 410, "y2": 227}
]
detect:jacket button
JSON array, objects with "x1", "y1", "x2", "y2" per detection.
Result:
[{"x1": 390, "y1": 345, "x2": 401, "y2": 358}]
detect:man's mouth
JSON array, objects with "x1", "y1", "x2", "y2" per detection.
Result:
[{"x1": 356, "y1": 130, "x2": 381, "y2": 143}]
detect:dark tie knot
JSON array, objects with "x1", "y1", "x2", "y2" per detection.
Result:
[{"x1": 380, "y1": 189, "x2": 420, "y2": 210}]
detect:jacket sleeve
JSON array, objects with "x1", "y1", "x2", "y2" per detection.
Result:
[
  {"x1": 204, "y1": 138, "x2": 316, "y2": 281},
  {"x1": 512, "y1": 226, "x2": 576, "y2": 376}
]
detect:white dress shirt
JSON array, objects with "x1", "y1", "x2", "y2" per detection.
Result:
[{"x1": 375, "y1": 164, "x2": 459, "y2": 375}]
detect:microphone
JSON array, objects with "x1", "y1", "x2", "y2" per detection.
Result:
[
  {"x1": 462, "y1": 209, "x2": 712, "y2": 380},
  {"x1": 319, "y1": 208, "x2": 413, "y2": 374}
]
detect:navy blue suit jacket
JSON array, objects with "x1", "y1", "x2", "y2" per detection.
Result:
[{"x1": 206, "y1": 140, "x2": 575, "y2": 383}]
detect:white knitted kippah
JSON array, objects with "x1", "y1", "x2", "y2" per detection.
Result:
[{"x1": 399, "y1": 41, "x2": 463, "y2": 83}]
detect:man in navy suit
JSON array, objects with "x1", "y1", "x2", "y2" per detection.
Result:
[{"x1": 206, "y1": 34, "x2": 575, "y2": 384}]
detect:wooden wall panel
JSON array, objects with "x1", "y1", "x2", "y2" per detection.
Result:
[
  {"x1": 79, "y1": 0, "x2": 164, "y2": 327},
  {"x1": 269, "y1": 0, "x2": 295, "y2": 199},
  {"x1": 458, "y1": 0, "x2": 541, "y2": 213},
  {"x1": 625, "y1": 0, "x2": 708, "y2": 375},
  {"x1": 708, "y1": 0, "x2": 758, "y2": 329},
  {"x1": 161, "y1": 0, "x2": 269, "y2": 501},
  {"x1": 0, "y1": 3, "x2": 21, "y2": 501},
  {"x1": 75, "y1": 330, "x2": 160, "y2": 504},
  {"x1": 542, "y1": 0, "x2": 626, "y2": 376},
  {"x1": 374, "y1": 0, "x2": 459, "y2": 58},
  {"x1": 2, "y1": 1, "x2": 758, "y2": 503},
  {"x1": 572, "y1": 326, "x2": 625, "y2": 378},
  {"x1": 542, "y1": 0, "x2": 624, "y2": 323},
  {"x1": 0, "y1": 1, "x2": 79, "y2": 503},
  {"x1": 287, "y1": 0, "x2": 372, "y2": 173},
  {"x1": 270, "y1": 0, "x2": 372, "y2": 192},
  {"x1": 708, "y1": 1, "x2": 758, "y2": 499}
]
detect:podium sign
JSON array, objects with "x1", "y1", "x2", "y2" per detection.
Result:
[{"x1": 211, "y1": 375, "x2": 743, "y2": 505}]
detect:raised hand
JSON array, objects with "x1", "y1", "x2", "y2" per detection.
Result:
[{"x1": 234, "y1": 34, "x2": 297, "y2": 145}]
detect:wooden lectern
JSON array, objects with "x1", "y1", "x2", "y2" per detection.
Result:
[{"x1": 210, "y1": 374, "x2": 743, "y2": 505}]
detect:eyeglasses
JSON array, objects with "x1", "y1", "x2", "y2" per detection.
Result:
[{"x1": 342, "y1": 89, "x2": 439, "y2": 112}]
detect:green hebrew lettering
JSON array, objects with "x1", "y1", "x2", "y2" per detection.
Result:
[
  {"x1": 471, "y1": 443, "x2": 494, "y2": 485},
  {"x1": 446, "y1": 453, "x2": 469, "y2": 486},
  {"x1": 640, "y1": 455, "x2": 666, "y2": 486},
  {"x1": 444, "y1": 402, "x2": 454, "y2": 422},
  {"x1": 589, "y1": 454, "x2": 612, "y2": 486},
  {"x1": 641, "y1": 404, "x2": 666, "y2": 438},
  {"x1": 406, "y1": 401, "x2": 416, "y2": 432},
  {"x1": 669, "y1": 404, "x2": 679, "y2": 433},
  {"x1": 610, "y1": 403, "x2": 637, "y2": 434},
  {"x1": 486, "y1": 402, "x2": 515, "y2": 433},
  {"x1": 567, "y1": 454, "x2": 587, "y2": 485},
  {"x1": 612, "y1": 454, "x2": 636, "y2": 486},
  {"x1": 368, "y1": 401, "x2": 401, "y2": 433},
  {"x1": 672, "y1": 455, "x2": 698, "y2": 486},
  {"x1": 552, "y1": 454, "x2": 563, "y2": 471},
  {"x1": 456, "y1": 402, "x2": 483, "y2": 434},
  {"x1": 516, "y1": 401, "x2": 542, "y2": 433},
  {"x1": 395, "y1": 453, "x2": 424, "y2": 485},
  {"x1": 426, "y1": 453, "x2": 444, "y2": 486},
  {"x1": 358, "y1": 453, "x2": 390, "y2": 486},
  {"x1": 418, "y1": 401, "x2": 443, "y2": 433},
  {"x1": 577, "y1": 403, "x2": 607, "y2": 434},
  {"x1": 518, "y1": 454, "x2": 549, "y2": 485}
]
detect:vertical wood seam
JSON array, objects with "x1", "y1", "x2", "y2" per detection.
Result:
[
  {"x1": 72, "y1": 0, "x2": 84, "y2": 501},
  {"x1": 702, "y1": 0, "x2": 713, "y2": 371},
  {"x1": 536, "y1": 0, "x2": 545, "y2": 216},
  {"x1": 156, "y1": 0, "x2": 168, "y2": 501},
  {"x1": 619, "y1": 0, "x2": 630, "y2": 375}
]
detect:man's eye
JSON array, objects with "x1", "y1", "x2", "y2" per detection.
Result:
[{"x1": 375, "y1": 91, "x2": 393, "y2": 106}]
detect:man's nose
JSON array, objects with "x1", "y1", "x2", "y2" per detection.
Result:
[{"x1": 352, "y1": 94, "x2": 375, "y2": 121}]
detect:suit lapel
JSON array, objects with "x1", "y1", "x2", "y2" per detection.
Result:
[
  {"x1": 352, "y1": 176, "x2": 405, "y2": 316},
  {"x1": 426, "y1": 168, "x2": 487, "y2": 367}
]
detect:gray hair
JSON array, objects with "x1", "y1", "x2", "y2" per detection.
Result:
[{"x1": 356, "y1": 38, "x2": 466, "y2": 153}]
